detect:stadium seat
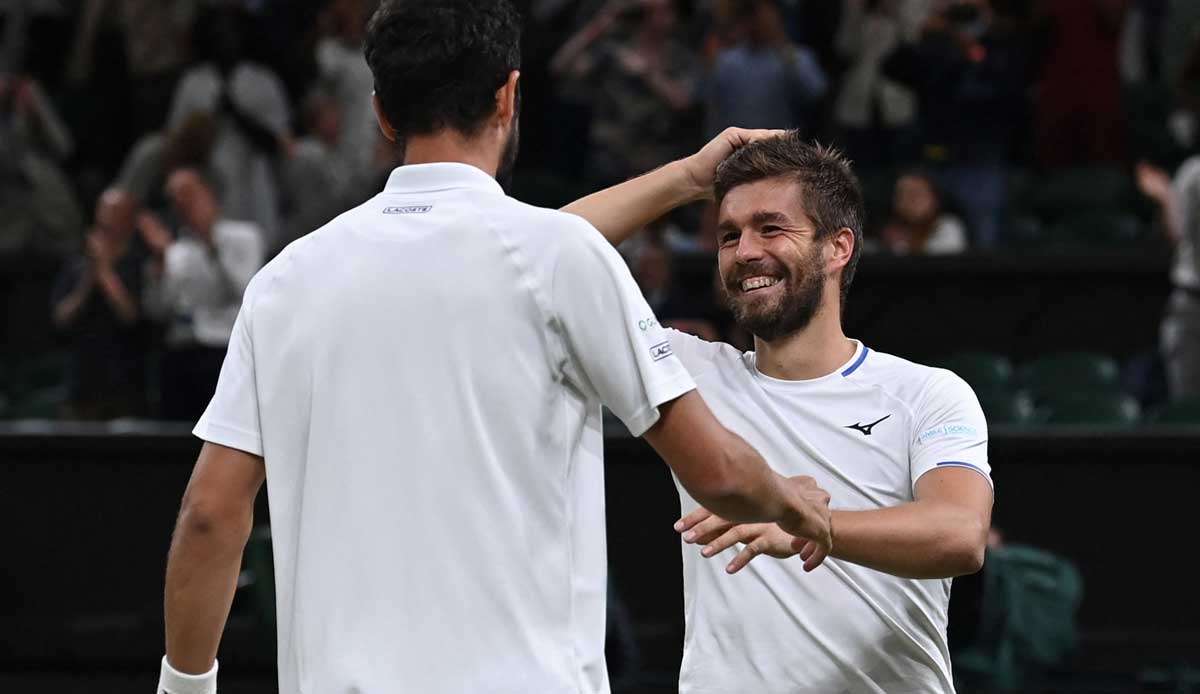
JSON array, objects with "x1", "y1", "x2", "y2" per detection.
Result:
[
  {"x1": 976, "y1": 389, "x2": 1040, "y2": 427},
  {"x1": 1021, "y1": 353, "x2": 1121, "y2": 398},
  {"x1": 10, "y1": 385, "x2": 69, "y2": 419},
  {"x1": 936, "y1": 353, "x2": 1014, "y2": 392},
  {"x1": 1051, "y1": 212, "x2": 1145, "y2": 247},
  {"x1": 1028, "y1": 167, "x2": 1135, "y2": 222},
  {"x1": 1042, "y1": 392, "x2": 1141, "y2": 427},
  {"x1": 1152, "y1": 397, "x2": 1200, "y2": 425}
]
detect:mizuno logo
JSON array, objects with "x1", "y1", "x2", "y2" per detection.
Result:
[{"x1": 845, "y1": 414, "x2": 891, "y2": 436}]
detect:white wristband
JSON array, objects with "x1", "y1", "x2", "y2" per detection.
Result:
[{"x1": 157, "y1": 656, "x2": 218, "y2": 694}]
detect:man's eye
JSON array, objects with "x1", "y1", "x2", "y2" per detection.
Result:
[
  {"x1": 762, "y1": 225, "x2": 781, "y2": 234},
  {"x1": 720, "y1": 233, "x2": 739, "y2": 245}
]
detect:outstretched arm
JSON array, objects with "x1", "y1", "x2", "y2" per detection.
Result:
[
  {"x1": 678, "y1": 467, "x2": 992, "y2": 578},
  {"x1": 561, "y1": 127, "x2": 783, "y2": 246}
]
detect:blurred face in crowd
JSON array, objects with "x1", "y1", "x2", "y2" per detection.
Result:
[
  {"x1": 716, "y1": 178, "x2": 831, "y2": 341},
  {"x1": 743, "y1": 0, "x2": 784, "y2": 45},
  {"x1": 641, "y1": 0, "x2": 677, "y2": 35},
  {"x1": 95, "y1": 189, "x2": 137, "y2": 245},
  {"x1": 893, "y1": 174, "x2": 941, "y2": 225},
  {"x1": 635, "y1": 243, "x2": 672, "y2": 294},
  {"x1": 166, "y1": 170, "x2": 220, "y2": 237}
]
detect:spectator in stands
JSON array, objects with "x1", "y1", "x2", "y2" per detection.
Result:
[
  {"x1": 280, "y1": 86, "x2": 357, "y2": 252},
  {"x1": 166, "y1": 6, "x2": 291, "y2": 250},
  {"x1": 115, "y1": 111, "x2": 218, "y2": 214},
  {"x1": 1034, "y1": 0, "x2": 1129, "y2": 168},
  {"x1": 879, "y1": 171, "x2": 969, "y2": 254},
  {"x1": 143, "y1": 169, "x2": 264, "y2": 420},
  {"x1": 316, "y1": 0, "x2": 377, "y2": 173},
  {"x1": 50, "y1": 188, "x2": 149, "y2": 419},
  {"x1": 551, "y1": 0, "x2": 700, "y2": 186},
  {"x1": 833, "y1": 0, "x2": 918, "y2": 168},
  {"x1": 882, "y1": 0, "x2": 1030, "y2": 248},
  {"x1": 0, "y1": 71, "x2": 82, "y2": 255},
  {"x1": 705, "y1": 0, "x2": 827, "y2": 138},
  {"x1": 1136, "y1": 159, "x2": 1200, "y2": 401},
  {"x1": 631, "y1": 237, "x2": 721, "y2": 340},
  {"x1": 68, "y1": 0, "x2": 198, "y2": 136}
]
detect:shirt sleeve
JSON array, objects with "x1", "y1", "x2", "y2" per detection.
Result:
[
  {"x1": 552, "y1": 217, "x2": 696, "y2": 436},
  {"x1": 193, "y1": 283, "x2": 263, "y2": 456},
  {"x1": 910, "y1": 370, "x2": 991, "y2": 492}
]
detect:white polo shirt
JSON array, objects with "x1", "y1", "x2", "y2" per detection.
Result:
[
  {"x1": 669, "y1": 332, "x2": 990, "y2": 694},
  {"x1": 194, "y1": 163, "x2": 695, "y2": 694}
]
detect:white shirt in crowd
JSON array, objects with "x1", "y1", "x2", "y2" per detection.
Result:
[
  {"x1": 168, "y1": 62, "x2": 291, "y2": 246},
  {"x1": 1171, "y1": 155, "x2": 1200, "y2": 290},
  {"x1": 668, "y1": 333, "x2": 990, "y2": 694},
  {"x1": 145, "y1": 219, "x2": 263, "y2": 348},
  {"x1": 193, "y1": 163, "x2": 695, "y2": 694}
]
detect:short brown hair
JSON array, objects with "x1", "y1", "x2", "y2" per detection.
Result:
[{"x1": 714, "y1": 133, "x2": 865, "y2": 302}]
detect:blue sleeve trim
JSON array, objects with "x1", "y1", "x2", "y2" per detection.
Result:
[
  {"x1": 841, "y1": 346, "x2": 870, "y2": 377},
  {"x1": 933, "y1": 461, "x2": 993, "y2": 486}
]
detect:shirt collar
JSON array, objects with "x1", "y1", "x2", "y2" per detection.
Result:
[{"x1": 383, "y1": 162, "x2": 504, "y2": 196}]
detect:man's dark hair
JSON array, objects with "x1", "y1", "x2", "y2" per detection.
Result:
[
  {"x1": 364, "y1": 0, "x2": 522, "y2": 139},
  {"x1": 713, "y1": 133, "x2": 865, "y2": 303}
]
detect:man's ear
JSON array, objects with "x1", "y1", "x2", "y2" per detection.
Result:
[
  {"x1": 829, "y1": 227, "x2": 855, "y2": 275},
  {"x1": 372, "y1": 92, "x2": 397, "y2": 142},
  {"x1": 495, "y1": 70, "x2": 521, "y2": 129}
]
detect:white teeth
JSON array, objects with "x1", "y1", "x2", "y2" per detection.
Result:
[{"x1": 741, "y1": 277, "x2": 780, "y2": 291}]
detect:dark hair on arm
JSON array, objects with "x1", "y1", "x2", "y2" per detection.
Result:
[
  {"x1": 363, "y1": 0, "x2": 522, "y2": 139},
  {"x1": 713, "y1": 132, "x2": 865, "y2": 302}
]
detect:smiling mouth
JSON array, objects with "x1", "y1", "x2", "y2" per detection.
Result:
[{"x1": 739, "y1": 276, "x2": 781, "y2": 293}]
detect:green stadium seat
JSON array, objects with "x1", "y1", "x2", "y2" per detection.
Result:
[
  {"x1": 936, "y1": 353, "x2": 1014, "y2": 393},
  {"x1": 1051, "y1": 212, "x2": 1145, "y2": 247},
  {"x1": 1021, "y1": 353, "x2": 1120, "y2": 399},
  {"x1": 976, "y1": 389, "x2": 1040, "y2": 427},
  {"x1": 10, "y1": 385, "x2": 69, "y2": 419},
  {"x1": 1029, "y1": 167, "x2": 1135, "y2": 221},
  {"x1": 1043, "y1": 392, "x2": 1141, "y2": 427},
  {"x1": 1152, "y1": 397, "x2": 1200, "y2": 425}
]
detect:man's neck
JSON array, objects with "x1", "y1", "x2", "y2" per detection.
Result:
[
  {"x1": 751, "y1": 299, "x2": 856, "y2": 381},
  {"x1": 403, "y1": 131, "x2": 498, "y2": 178}
]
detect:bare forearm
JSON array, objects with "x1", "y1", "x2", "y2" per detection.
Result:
[
  {"x1": 53, "y1": 272, "x2": 94, "y2": 328},
  {"x1": 698, "y1": 439, "x2": 788, "y2": 524},
  {"x1": 830, "y1": 501, "x2": 987, "y2": 579},
  {"x1": 561, "y1": 159, "x2": 704, "y2": 245},
  {"x1": 164, "y1": 505, "x2": 253, "y2": 673},
  {"x1": 95, "y1": 266, "x2": 139, "y2": 323}
]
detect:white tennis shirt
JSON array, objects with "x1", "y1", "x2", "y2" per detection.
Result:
[
  {"x1": 669, "y1": 332, "x2": 991, "y2": 694},
  {"x1": 193, "y1": 163, "x2": 695, "y2": 693}
]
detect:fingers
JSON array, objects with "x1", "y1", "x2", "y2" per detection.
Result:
[
  {"x1": 803, "y1": 542, "x2": 830, "y2": 572},
  {"x1": 674, "y1": 506, "x2": 712, "y2": 533},
  {"x1": 726, "y1": 537, "x2": 769, "y2": 574},
  {"x1": 700, "y1": 525, "x2": 752, "y2": 558},
  {"x1": 682, "y1": 514, "x2": 734, "y2": 545},
  {"x1": 722, "y1": 127, "x2": 787, "y2": 148}
]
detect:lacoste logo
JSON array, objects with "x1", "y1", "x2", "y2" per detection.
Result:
[
  {"x1": 845, "y1": 414, "x2": 891, "y2": 436},
  {"x1": 649, "y1": 341, "x2": 673, "y2": 361},
  {"x1": 383, "y1": 205, "x2": 433, "y2": 214}
]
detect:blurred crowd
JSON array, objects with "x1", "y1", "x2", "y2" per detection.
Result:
[{"x1": 3, "y1": 0, "x2": 1200, "y2": 419}]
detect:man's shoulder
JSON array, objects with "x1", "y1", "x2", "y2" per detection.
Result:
[
  {"x1": 853, "y1": 348, "x2": 974, "y2": 409},
  {"x1": 666, "y1": 329, "x2": 744, "y2": 374}
]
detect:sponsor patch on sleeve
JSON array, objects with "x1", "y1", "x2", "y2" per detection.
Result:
[
  {"x1": 917, "y1": 424, "x2": 979, "y2": 445},
  {"x1": 650, "y1": 341, "x2": 673, "y2": 362}
]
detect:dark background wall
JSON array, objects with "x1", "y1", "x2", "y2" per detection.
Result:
[{"x1": 3, "y1": 428, "x2": 1198, "y2": 682}]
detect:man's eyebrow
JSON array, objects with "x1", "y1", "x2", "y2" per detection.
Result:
[{"x1": 749, "y1": 210, "x2": 793, "y2": 226}]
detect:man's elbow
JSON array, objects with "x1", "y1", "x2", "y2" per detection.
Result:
[
  {"x1": 175, "y1": 493, "x2": 253, "y2": 546},
  {"x1": 945, "y1": 521, "x2": 988, "y2": 576}
]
